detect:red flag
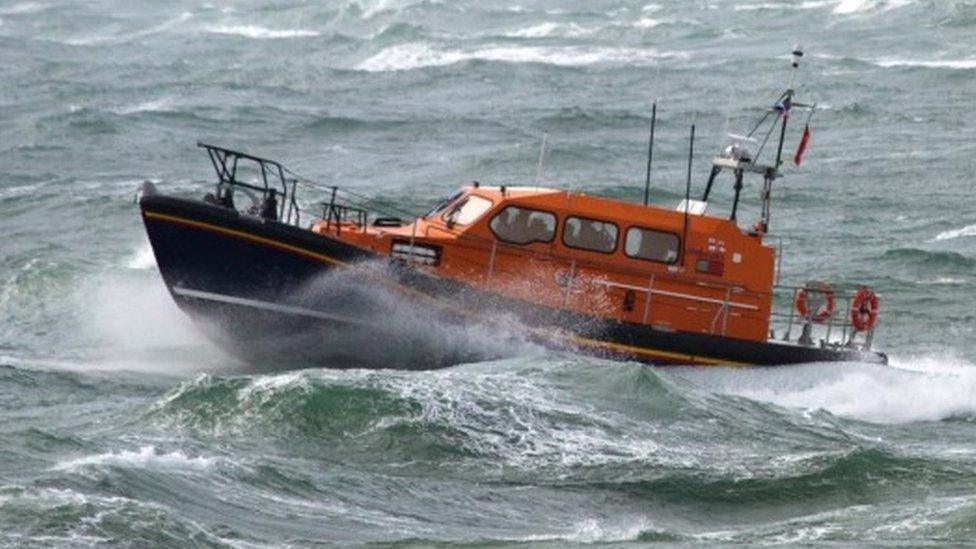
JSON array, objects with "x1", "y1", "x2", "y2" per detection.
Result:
[{"x1": 794, "y1": 124, "x2": 811, "y2": 166}]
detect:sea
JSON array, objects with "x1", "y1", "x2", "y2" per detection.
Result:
[{"x1": 1, "y1": 0, "x2": 976, "y2": 546}]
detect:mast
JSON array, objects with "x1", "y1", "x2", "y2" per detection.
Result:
[
  {"x1": 681, "y1": 124, "x2": 695, "y2": 265},
  {"x1": 642, "y1": 102, "x2": 657, "y2": 206},
  {"x1": 701, "y1": 46, "x2": 811, "y2": 234}
]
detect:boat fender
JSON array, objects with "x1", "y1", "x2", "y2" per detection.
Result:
[
  {"x1": 795, "y1": 281, "x2": 835, "y2": 323},
  {"x1": 850, "y1": 287, "x2": 879, "y2": 332}
]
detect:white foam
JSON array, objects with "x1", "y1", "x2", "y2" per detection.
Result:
[
  {"x1": 116, "y1": 98, "x2": 175, "y2": 115},
  {"x1": 632, "y1": 18, "x2": 661, "y2": 28},
  {"x1": 935, "y1": 223, "x2": 976, "y2": 241},
  {"x1": 920, "y1": 277, "x2": 967, "y2": 286},
  {"x1": 834, "y1": 0, "x2": 913, "y2": 14},
  {"x1": 349, "y1": 0, "x2": 402, "y2": 19},
  {"x1": 125, "y1": 244, "x2": 156, "y2": 269},
  {"x1": 239, "y1": 371, "x2": 309, "y2": 402},
  {"x1": 677, "y1": 355, "x2": 976, "y2": 424},
  {"x1": 204, "y1": 24, "x2": 319, "y2": 39},
  {"x1": 518, "y1": 517, "x2": 659, "y2": 543},
  {"x1": 69, "y1": 260, "x2": 225, "y2": 374},
  {"x1": 503, "y1": 22, "x2": 592, "y2": 38},
  {"x1": 0, "y1": 2, "x2": 46, "y2": 15},
  {"x1": 356, "y1": 42, "x2": 682, "y2": 72},
  {"x1": 734, "y1": 1, "x2": 832, "y2": 11},
  {"x1": 54, "y1": 445, "x2": 217, "y2": 472},
  {"x1": 876, "y1": 59, "x2": 976, "y2": 70}
]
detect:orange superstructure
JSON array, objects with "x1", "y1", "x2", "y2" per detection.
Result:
[{"x1": 313, "y1": 185, "x2": 776, "y2": 343}]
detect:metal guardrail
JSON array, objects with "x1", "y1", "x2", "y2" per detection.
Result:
[
  {"x1": 770, "y1": 284, "x2": 875, "y2": 350},
  {"x1": 199, "y1": 142, "x2": 302, "y2": 226}
]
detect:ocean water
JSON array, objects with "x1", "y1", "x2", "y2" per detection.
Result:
[{"x1": 2, "y1": 0, "x2": 976, "y2": 545}]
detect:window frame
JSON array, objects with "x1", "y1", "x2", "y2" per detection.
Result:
[
  {"x1": 561, "y1": 215, "x2": 619, "y2": 255},
  {"x1": 488, "y1": 205, "x2": 559, "y2": 246},
  {"x1": 441, "y1": 194, "x2": 494, "y2": 227},
  {"x1": 623, "y1": 225, "x2": 681, "y2": 265}
]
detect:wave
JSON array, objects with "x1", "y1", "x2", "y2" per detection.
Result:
[
  {"x1": 341, "y1": 0, "x2": 410, "y2": 20},
  {"x1": 0, "y1": 2, "x2": 47, "y2": 15},
  {"x1": 833, "y1": 0, "x2": 913, "y2": 14},
  {"x1": 61, "y1": 12, "x2": 192, "y2": 46},
  {"x1": 875, "y1": 59, "x2": 976, "y2": 70},
  {"x1": 203, "y1": 24, "x2": 320, "y2": 39},
  {"x1": 678, "y1": 357, "x2": 976, "y2": 424},
  {"x1": 114, "y1": 98, "x2": 177, "y2": 116},
  {"x1": 934, "y1": 223, "x2": 976, "y2": 241},
  {"x1": 147, "y1": 361, "x2": 689, "y2": 464},
  {"x1": 882, "y1": 247, "x2": 976, "y2": 268},
  {"x1": 0, "y1": 486, "x2": 220, "y2": 545},
  {"x1": 148, "y1": 355, "x2": 974, "y2": 479},
  {"x1": 125, "y1": 243, "x2": 156, "y2": 270},
  {"x1": 502, "y1": 22, "x2": 593, "y2": 38},
  {"x1": 355, "y1": 42, "x2": 684, "y2": 72},
  {"x1": 733, "y1": 1, "x2": 833, "y2": 11},
  {"x1": 53, "y1": 445, "x2": 218, "y2": 472}
]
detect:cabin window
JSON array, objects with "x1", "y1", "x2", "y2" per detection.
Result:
[
  {"x1": 624, "y1": 227, "x2": 680, "y2": 264},
  {"x1": 425, "y1": 189, "x2": 465, "y2": 217},
  {"x1": 562, "y1": 216, "x2": 618, "y2": 253},
  {"x1": 443, "y1": 195, "x2": 493, "y2": 226},
  {"x1": 489, "y1": 206, "x2": 557, "y2": 245}
]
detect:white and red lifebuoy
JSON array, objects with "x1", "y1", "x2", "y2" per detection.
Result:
[
  {"x1": 795, "y1": 281, "x2": 835, "y2": 323},
  {"x1": 850, "y1": 287, "x2": 880, "y2": 332}
]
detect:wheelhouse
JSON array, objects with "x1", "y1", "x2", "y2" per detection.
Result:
[{"x1": 313, "y1": 184, "x2": 777, "y2": 343}]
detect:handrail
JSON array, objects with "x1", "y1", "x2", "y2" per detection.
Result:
[{"x1": 199, "y1": 142, "x2": 302, "y2": 226}]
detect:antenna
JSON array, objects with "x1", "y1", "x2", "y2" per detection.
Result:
[
  {"x1": 681, "y1": 123, "x2": 695, "y2": 266},
  {"x1": 535, "y1": 131, "x2": 549, "y2": 188},
  {"x1": 642, "y1": 101, "x2": 657, "y2": 206}
]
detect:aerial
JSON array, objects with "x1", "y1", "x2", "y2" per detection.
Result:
[{"x1": 1, "y1": 0, "x2": 974, "y2": 546}]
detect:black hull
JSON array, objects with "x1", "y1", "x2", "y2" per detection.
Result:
[{"x1": 139, "y1": 193, "x2": 887, "y2": 370}]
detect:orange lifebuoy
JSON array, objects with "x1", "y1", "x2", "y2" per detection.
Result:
[
  {"x1": 850, "y1": 287, "x2": 879, "y2": 332},
  {"x1": 795, "y1": 281, "x2": 835, "y2": 323}
]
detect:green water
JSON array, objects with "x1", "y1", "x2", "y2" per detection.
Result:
[{"x1": 2, "y1": 0, "x2": 976, "y2": 545}]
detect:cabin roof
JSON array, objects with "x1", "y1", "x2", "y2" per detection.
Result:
[{"x1": 466, "y1": 185, "x2": 726, "y2": 231}]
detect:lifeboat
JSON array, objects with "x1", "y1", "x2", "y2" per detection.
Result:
[{"x1": 138, "y1": 53, "x2": 886, "y2": 369}]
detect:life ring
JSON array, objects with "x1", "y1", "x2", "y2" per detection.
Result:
[
  {"x1": 850, "y1": 287, "x2": 879, "y2": 332},
  {"x1": 795, "y1": 281, "x2": 835, "y2": 323}
]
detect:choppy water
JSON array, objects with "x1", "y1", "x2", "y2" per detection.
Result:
[{"x1": 2, "y1": 0, "x2": 976, "y2": 545}]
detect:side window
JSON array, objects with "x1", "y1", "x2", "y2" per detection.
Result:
[
  {"x1": 489, "y1": 206, "x2": 557, "y2": 245},
  {"x1": 563, "y1": 216, "x2": 618, "y2": 253},
  {"x1": 625, "y1": 227, "x2": 680, "y2": 264}
]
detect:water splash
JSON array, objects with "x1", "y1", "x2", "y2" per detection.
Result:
[{"x1": 674, "y1": 356, "x2": 976, "y2": 424}]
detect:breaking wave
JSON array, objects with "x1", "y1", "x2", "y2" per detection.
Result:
[
  {"x1": 875, "y1": 59, "x2": 976, "y2": 70},
  {"x1": 881, "y1": 247, "x2": 976, "y2": 268},
  {"x1": 934, "y1": 223, "x2": 976, "y2": 241},
  {"x1": 678, "y1": 357, "x2": 976, "y2": 424},
  {"x1": 54, "y1": 445, "x2": 218, "y2": 472},
  {"x1": 833, "y1": 0, "x2": 913, "y2": 14},
  {"x1": 355, "y1": 42, "x2": 684, "y2": 72},
  {"x1": 203, "y1": 24, "x2": 320, "y2": 40}
]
